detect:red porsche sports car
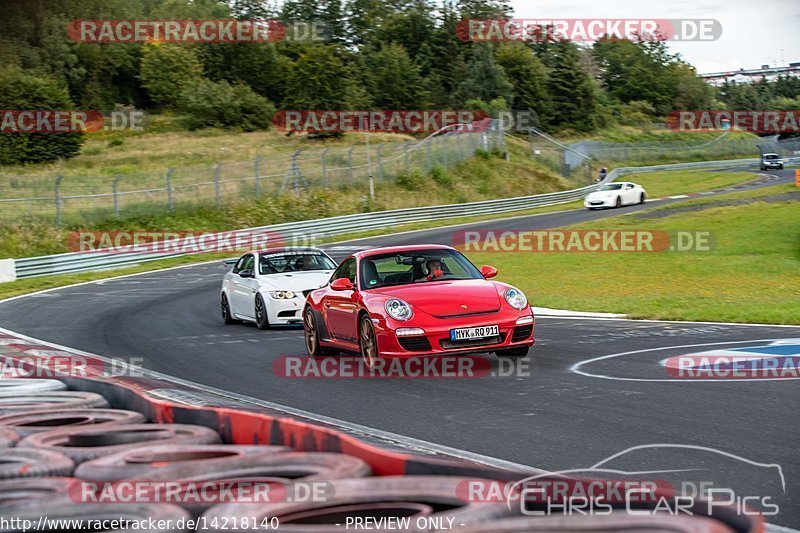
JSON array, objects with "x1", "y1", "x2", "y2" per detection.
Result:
[{"x1": 303, "y1": 245, "x2": 535, "y2": 366}]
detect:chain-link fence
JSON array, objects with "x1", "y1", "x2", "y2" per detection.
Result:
[
  {"x1": 0, "y1": 124, "x2": 505, "y2": 226},
  {"x1": 528, "y1": 128, "x2": 800, "y2": 182},
  {"x1": 757, "y1": 136, "x2": 800, "y2": 158},
  {"x1": 527, "y1": 127, "x2": 593, "y2": 183},
  {"x1": 566, "y1": 134, "x2": 763, "y2": 167}
]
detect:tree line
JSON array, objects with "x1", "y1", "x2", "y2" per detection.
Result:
[{"x1": 0, "y1": 0, "x2": 798, "y2": 164}]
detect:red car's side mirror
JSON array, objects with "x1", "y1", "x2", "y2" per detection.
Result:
[
  {"x1": 481, "y1": 265, "x2": 498, "y2": 279},
  {"x1": 330, "y1": 277, "x2": 355, "y2": 291}
]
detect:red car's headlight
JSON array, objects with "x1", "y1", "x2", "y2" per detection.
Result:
[
  {"x1": 385, "y1": 298, "x2": 413, "y2": 321},
  {"x1": 504, "y1": 287, "x2": 528, "y2": 310}
]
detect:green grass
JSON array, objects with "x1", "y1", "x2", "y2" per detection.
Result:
[
  {"x1": 0, "y1": 142, "x2": 572, "y2": 259},
  {"x1": 626, "y1": 170, "x2": 755, "y2": 198},
  {"x1": 466, "y1": 194, "x2": 800, "y2": 324},
  {"x1": 0, "y1": 169, "x2": 780, "y2": 305}
]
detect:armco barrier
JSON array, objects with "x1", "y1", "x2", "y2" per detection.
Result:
[
  {"x1": 6, "y1": 156, "x2": 780, "y2": 280},
  {"x1": 0, "y1": 331, "x2": 766, "y2": 532}
]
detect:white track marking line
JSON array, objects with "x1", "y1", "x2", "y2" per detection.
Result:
[
  {"x1": 570, "y1": 338, "x2": 800, "y2": 382},
  {"x1": 535, "y1": 315, "x2": 800, "y2": 328},
  {"x1": 767, "y1": 524, "x2": 800, "y2": 533}
]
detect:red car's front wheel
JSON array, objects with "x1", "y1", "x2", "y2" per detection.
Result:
[{"x1": 359, "y1": 315, "x2": 378, "y2": 368}]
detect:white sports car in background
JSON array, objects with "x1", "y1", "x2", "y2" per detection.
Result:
[
  {"x1": 584, "y1": 182, "x2": 647, "y2": 210},
  {"x1": 221, "y1": 247, "x2": 337, "y2": 329}
]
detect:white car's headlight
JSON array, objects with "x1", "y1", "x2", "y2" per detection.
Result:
[
  {"x1": 270, "y1": 290, "x2": 296, "y2": 299},
  {"x1": 504, "y1": 287, "x2": 528, "y2": 310},
  {"x1": 385, "y1": 298, "x2": 413, "y2": 321}
]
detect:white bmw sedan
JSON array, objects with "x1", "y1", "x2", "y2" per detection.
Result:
[
  {"x1": 221, "y1": 247, "x2": 337, "y2": 329},
  {"x1": 584, "y1": 182, "x2": 647, "y2": 210}
]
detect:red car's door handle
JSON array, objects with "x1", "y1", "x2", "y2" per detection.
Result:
[{"x1": 324, "y1": 302, "x2": 331, "y2": 308}]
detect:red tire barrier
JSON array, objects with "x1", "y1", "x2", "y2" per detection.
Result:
[
  {"x1": 0, "y1": 408, "x2": 146, "y2": 437},
  {"x1": 137, "y1": 451, "x2": 371, "y2": 483},
  {"x1": 121, "y1": 452, "x2": 373, "y2": 515},
  {"x1": 75, "y1": 444, "x2": 293, "y2": 481},
  {"x1": 0, "y1": 391, "x2": 108, "y2": 415},
  {"x1": 0, "y1": 448, "x2": 75, "y2": 479},
  {"x1": 18, "y1": 424, "x2": 221, "y2": 463},
  {"x1": 0, "y1": 478, "x2": 77, "y2": 506},
  {"x1": 0, "y1": 427, "x2": 19, "y2": 448},
  {"x1": 435, "y1": 513, "x2": 736, "y2": 532},
  {"x1": 0, "y1": 498, "x2": 191, "y2": 532},
  {"x1": 202, "y1": 476, "x2": 516, "y2": 531},
  {"x1": 0, "y1": 379, "x2": 66, "y2": 394}
]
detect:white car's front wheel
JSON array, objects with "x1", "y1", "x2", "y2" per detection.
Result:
[{"x1": 254, "y1": 294, "x2": 270, "y2": 330}]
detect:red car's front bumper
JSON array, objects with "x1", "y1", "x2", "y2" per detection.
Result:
[{"x1": 371, "y1": 310, "x2": 535, "y2": 357}]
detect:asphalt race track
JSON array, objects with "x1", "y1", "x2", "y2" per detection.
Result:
[{"x1": 1, "y1": 168, "x2": 798, "y2": 527}]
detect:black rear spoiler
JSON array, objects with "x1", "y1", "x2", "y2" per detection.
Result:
[{"x1": 223, "y1": 258, "x2": 238, "y2": 266}]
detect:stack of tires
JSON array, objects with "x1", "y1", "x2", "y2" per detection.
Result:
[
  {"x1": 0, "y1": 378, "x2": 517, "y2": 532},
  {"x1": 0, "y1": 378, "x2": 754, "y2": 532}
]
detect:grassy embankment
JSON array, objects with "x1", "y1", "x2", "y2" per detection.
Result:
[{"x1": 467, "y1": 183, "x2": 800, "y2": 324}]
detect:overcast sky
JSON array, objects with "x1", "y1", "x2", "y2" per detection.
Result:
[{"x1": 510, "y1": 0, "x2": 800, "y2": 73}]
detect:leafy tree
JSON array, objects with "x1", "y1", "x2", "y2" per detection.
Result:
[
  {"x1": 413, "y1": 42, "x2": 450, "y2": 108},
  {"x1": 455, "y1": 0, "x2": 513, "y2": 18},
  {"x1": 669, "y1": 62, "x2": 712, "y2": 110},
  {"x1": 0, "y1": 68, "x2": 84, "y2": 164},
  {"x1": 199, "y1": 43, "x2": 290, "y2": 106},
  {"x1": 139, "y1": 44, "x2": 203, "y2": 107},
  {"x1": 280, "y1": 0, "x2": 347, "y2": 44},
  {"x1": 456, "y1": 44, "x2": 514, "y2": 105},
  {"x1": 543, "y1": 40, "x2": 598, "y2": 132},
  {"x1": 345, "y1": 0, "x2": 394, "y2": 47},
  {"x1": 365, "y1": 43, "x2": 424, "y2": 109},
  {"x1": 372, "y1": 1, "x2": 437, "y2": 59},
  {"x1": 593, "y1": 38, "x2": 668, "y2": 113},
  {"x1": 179, "y1": 79, "x2": 276, "y2": 131},
  {"x1": 773, "y1": 76, "x2": 800, "y2": 99},
  {"x1": 494, "y1": 43, "x2": 549, "y2": 126},
  {"x1": 283, "y1": 45, "x2": 367, "y2": 109},
  {"x1": 717, "y1": 81, "x2": 772, "y2": 110}
]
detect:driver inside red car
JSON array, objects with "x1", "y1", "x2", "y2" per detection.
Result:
[{"x1": 419, "y1": 259, "x2": 444, "y2": 281}]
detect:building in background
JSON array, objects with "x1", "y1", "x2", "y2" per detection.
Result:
[{"x1": 701, "y1": 62, "x2": 800, "y2": 86}]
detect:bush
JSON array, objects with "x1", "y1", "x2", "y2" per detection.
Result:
[
  {"x1": 429, "y1": 166, "x2": 453, "y2": 187},
  {"x1": 140, "y1": 44, "x2": 203, "y2": 107},
  {"x1": 0, "y1": 68, "x2": 84, "y2": 165},
  {"x1": 179, "y1": 79, "x2": 276, "y2": 131},
  {"x1": 618, "y1": 101, "x2": 657, "y2": 127},
  {"x1": 395, "y1": 170, "x2": 426, "y2": 190}
]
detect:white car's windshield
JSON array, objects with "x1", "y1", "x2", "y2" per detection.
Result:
[
  {"x1": 259, "y1": 251, "x2": 336, "y2": 275},
  {"x1": 763, "y1": 155, "x2": 779, "y2": 160},
  {"x1": 600, "y1": 184, "x2": 623, "y2": 191}
]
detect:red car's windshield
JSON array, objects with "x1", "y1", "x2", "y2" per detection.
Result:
[{"x1": 359, "y1": 249, "x2": 483, "y2": 289}]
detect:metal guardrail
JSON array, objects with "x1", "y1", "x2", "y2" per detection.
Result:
[{"x1": 6, "y1": 156, "x2": 779, "y2": 280}]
